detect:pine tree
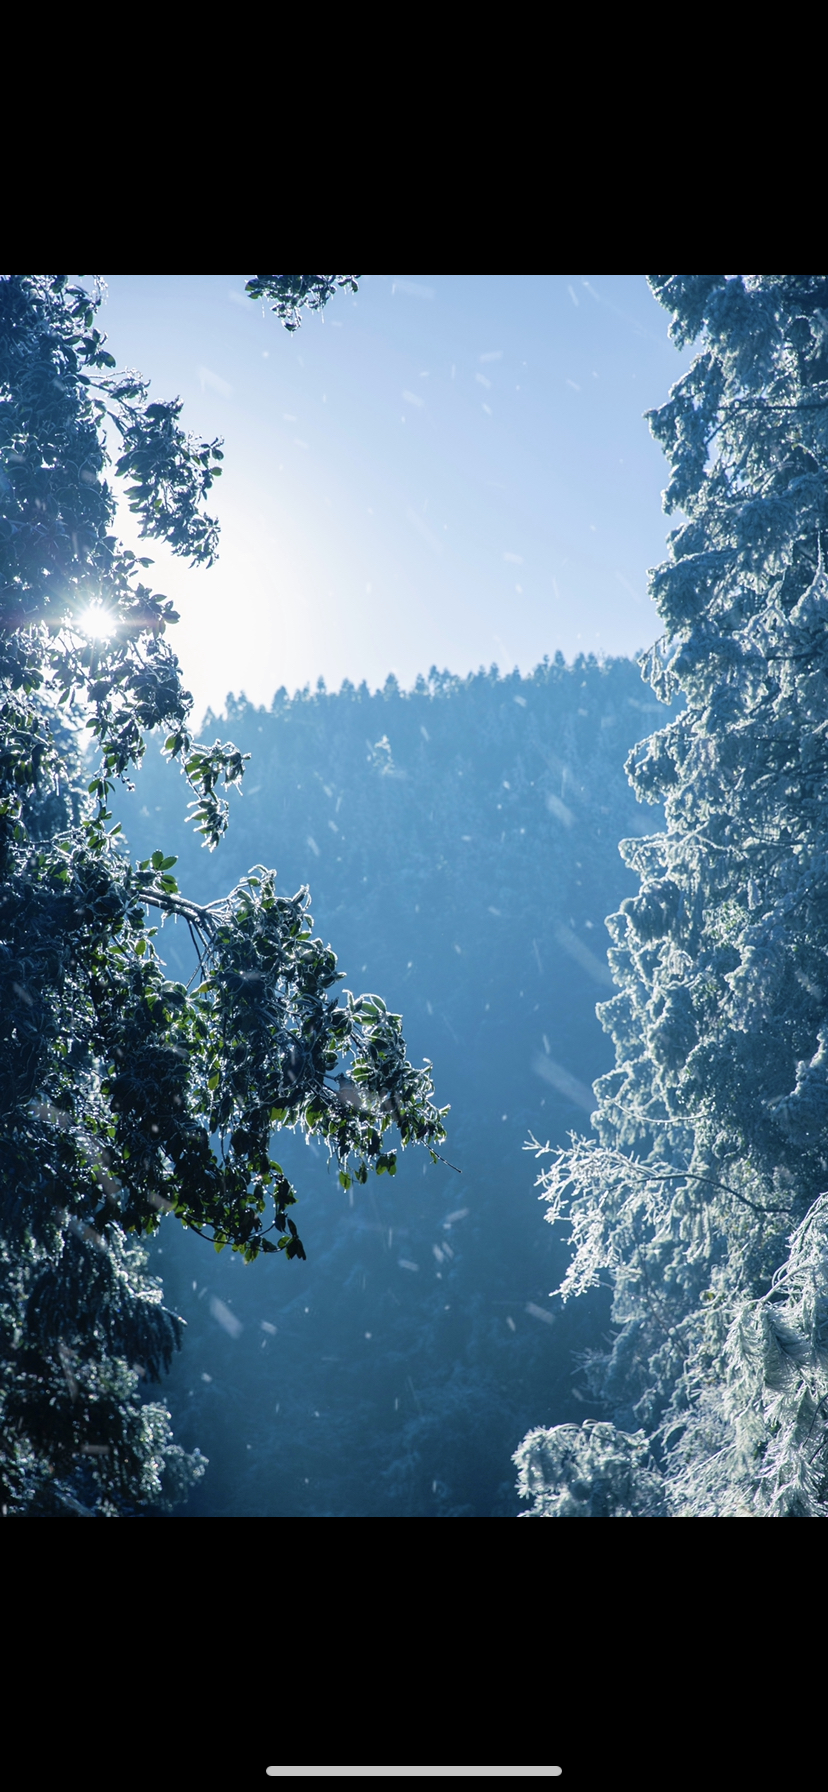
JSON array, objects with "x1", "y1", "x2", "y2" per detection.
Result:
[
  {"x1": 0, "y1": 274, "x2": 443, "y2": 1515},
  {"x1": 516, "y1": 277, "x2": 828, "y2": 1516}
]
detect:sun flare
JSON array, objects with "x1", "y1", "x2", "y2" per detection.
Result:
[{"x1": 76, "y1": 603, "x2": 116, "y2": 640}]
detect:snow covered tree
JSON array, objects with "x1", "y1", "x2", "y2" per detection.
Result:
[
  {"x1": 0, "y1": 274, "x2": 443, "y2": 1515},
  {"x1": 516, "y1": 277, "x2": 828, "y2": 1516}
]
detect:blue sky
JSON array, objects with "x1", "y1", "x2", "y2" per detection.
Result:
[{"x1": 99, "y1": 276, "x2": 692, "y2": 724}]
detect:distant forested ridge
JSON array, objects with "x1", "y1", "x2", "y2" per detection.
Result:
[{"x1": 116, "y1": 655, "x2": 675, "y2": 1516}]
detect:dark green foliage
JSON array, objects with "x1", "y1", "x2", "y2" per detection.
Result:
[
  {"x1": 517, "y1": 276, "x2": 828, "y2": 1516},
  {"x1": 0, "y1": 272, "x2": 439, "y2": 1515},
  {"x1": 245, "y1": 276, "x2": 361, "y2": 331},
  {"x1": 114, "y1": 656, "x2": 677, "y2": 1515}
]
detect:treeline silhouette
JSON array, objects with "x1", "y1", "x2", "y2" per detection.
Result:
[{"x1": 114, "y1": 654, "x2": 676, "y2": 1516}]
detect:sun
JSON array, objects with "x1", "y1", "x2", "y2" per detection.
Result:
[{"x1": 76, "y1": 603, "x2": 116, "y2": 640}]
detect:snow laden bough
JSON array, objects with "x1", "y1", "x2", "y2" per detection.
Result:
[
  {"x1": 516, "y1": 1192, "x2": 828, "y2": 1517},
  {"x1": 515, "y1": 276, "x2": 828, "y2": 1516}
]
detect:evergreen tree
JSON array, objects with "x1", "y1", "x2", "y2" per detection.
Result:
[
  {"x1": 516, "y1": 276, "x2": 828, "y2": 1517},
  {"x1": 0, "y1": 274, "x2": 443, "y2": 1515}
]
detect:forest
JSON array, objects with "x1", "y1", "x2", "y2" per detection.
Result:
[
  {"x1": 3, "y1": 274, "x2": 828, "y2": 1517},
  {"x1": 112, "y1": 655, "x2": 678, "y2": 1514}
]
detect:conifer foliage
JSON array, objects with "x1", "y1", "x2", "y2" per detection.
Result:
[
  {"x1": 115, "y1": 655, "x2": 666, "y2": 1517},
  {"x1": 0, "y1": 274, "x2": 445, "y2": 1515},
  {"x1": 516, "y1": 277, "x2": 828, "y2": 1516}
]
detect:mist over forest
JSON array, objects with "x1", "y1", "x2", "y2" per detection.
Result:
[
  {"x1": 7, "y1": 275, "x2": 828, "y2": 1521},
  {"x1": 114, "y1": 655, "x2": 676, "y2": 1515}
]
